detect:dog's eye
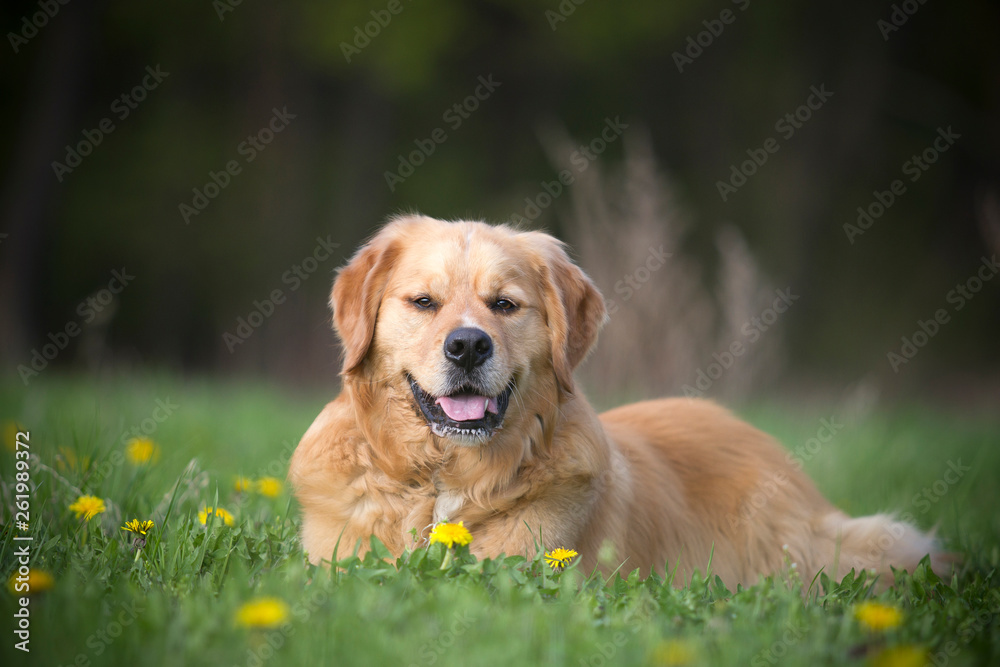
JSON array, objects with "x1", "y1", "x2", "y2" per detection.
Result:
[
  {"x1": 492, "y1": 298, "x2": 518, "y2": 312},
  {"x1": 412, "y1": 296, "x2": 435, "y2": 310}
]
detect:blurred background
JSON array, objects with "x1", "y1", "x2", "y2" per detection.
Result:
[{"x1": 2, "y1": 0, "x2": 998, "y2": 407}]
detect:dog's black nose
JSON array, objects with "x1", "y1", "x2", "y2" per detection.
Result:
[{"x1": 444, "y1": 327, "x2": 493, "y2": 372}]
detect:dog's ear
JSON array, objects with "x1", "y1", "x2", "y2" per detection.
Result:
[
  {"x1": 331, "y1": 228, "x2": 399, "y2": 375},
  {"x1": 533, "y1": 234, "x2": 607, "y2": 394}
]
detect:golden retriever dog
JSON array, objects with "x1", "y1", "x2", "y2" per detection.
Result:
[{"x1": 289, "y1": 214, "x2": 945, "y2": 588}]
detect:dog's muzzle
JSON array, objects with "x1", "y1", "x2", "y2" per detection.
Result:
[{"x1": 408, "y1": 375, "x2": 514, "y2": 442}]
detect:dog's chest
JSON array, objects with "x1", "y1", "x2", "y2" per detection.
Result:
[{"x1": 432, "y1": 489, "x2": 464, "y2": 524}]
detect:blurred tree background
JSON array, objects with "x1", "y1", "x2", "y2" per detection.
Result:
[{"x1": 1, "y1": 0, "x2": 998, "y2": 403}]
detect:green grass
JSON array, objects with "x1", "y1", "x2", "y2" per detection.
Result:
[{"x1": 2, "y1": 375, "x2": 999, "y2": 666}]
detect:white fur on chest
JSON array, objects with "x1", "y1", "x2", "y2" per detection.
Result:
[{"x1": 432, "y1": 490, "x2": 464, "y2": 524}]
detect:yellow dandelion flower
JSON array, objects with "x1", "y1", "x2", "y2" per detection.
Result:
[
  {"x1": 122, "y1": 519, "x2": 155, "y2": 535},
  {"x1": 855, "y1": 601, "x2": 904, "y2": 632},
  {"x1": 57, "y1": 446, "x2": 90, "y2": 472},
  {"x1": 235, "y1": 597, "x2": 290, "y2": 629},
  {"x1": 69, "y1": 495, "x2": 106, "y2": 521},
  {"x1": 428, "y1": 521, "x2": 473, "y2": 548},
  {"x1": 4, "y1": 421, "x2": 27, "y2": 453},
  {"x1": 652, "y1": 639, "x2": 697, "y2": 666},
  {"x1": 198, "y1": 506, "x2": 235, "y2": 526},
  {"x1": 255, "y1": 476, "x2": 283, "y2": 498},
  {"x1": 871, "y1": 645, "x2": 928, "y2": 667},
  {"x1": 125, "y1": 437, "x2": 161, "y2": 465},
  {"x1": 234, "y1": 476, "x2": 252, "y2": 493},
  {"x1": 544, "y1": 547, "x2": 579, "y2": 569},
  {"x1": 7, "y1": 568, "x2": 54, "y2": 595}
]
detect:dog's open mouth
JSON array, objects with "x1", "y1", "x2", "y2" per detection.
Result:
[{"x1": 408, "y1": 375, "x2": 514, "y2": 441}]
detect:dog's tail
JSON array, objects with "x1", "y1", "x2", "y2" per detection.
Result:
[{"x1": 812, "y1": 511, "x2": 957, "y2": 586}]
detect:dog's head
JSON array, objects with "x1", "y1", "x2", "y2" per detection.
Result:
[{"x1": 330, "y1": 215, "x2": 606, "y2": 446}]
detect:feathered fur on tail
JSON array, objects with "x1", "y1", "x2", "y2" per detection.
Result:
[{"x1": 811, "y1": 511, "x2": 955, "y2": 587}]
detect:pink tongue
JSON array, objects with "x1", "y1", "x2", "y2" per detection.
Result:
[{"x1": 435, "y1": 394, "x2": 497, "y2": 421}]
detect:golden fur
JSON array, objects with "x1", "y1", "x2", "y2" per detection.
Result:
[{"x1": 289, "y1": 215, "x2": 945, "y2": 588}]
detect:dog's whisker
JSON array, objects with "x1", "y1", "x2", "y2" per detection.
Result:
[{"x1": 511, "y1": 386, "x2": 526, "y2": 414}]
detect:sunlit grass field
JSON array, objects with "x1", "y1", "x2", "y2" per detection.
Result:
[{"x1": 2, "y1": 375, "x2": 999, "y2": 666}]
